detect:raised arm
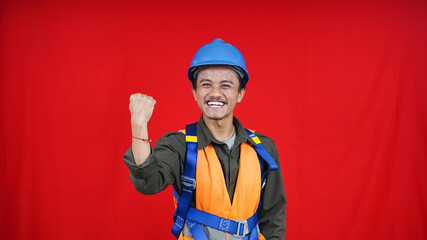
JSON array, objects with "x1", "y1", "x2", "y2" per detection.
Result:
[{"x1": 128, "y1": 93, "x2": 156, "y2": 165}]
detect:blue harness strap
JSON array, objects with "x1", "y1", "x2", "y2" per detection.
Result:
[
  {"x1": 171, "y1": 123, "x2": 278, "y2": 239},
  {"x1": 171, "y1": 122, "x2": 198, "y2": 238},
  {"x1": 244, "y1": 128, "x2": 278, "y2": 240},
  {"x1": 186, "y1": 219, "x2": 209, "y2": 240},
  {"x1": 244, "y1": 129, "x2": 278, "y2": 178},
  {"x1": 185, "y1": 207, "x2": 259, "y2": 238}
]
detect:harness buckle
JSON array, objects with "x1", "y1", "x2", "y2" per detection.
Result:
[
  {"x1": 232, "y1": 220, "x2": 248, "y2": 238},
  {"x1": 261, "y1": 179, "x2": 266, "y2": 189},
  {"x1": 181, "y1": 176, "x2": 196, "y2": 190}
]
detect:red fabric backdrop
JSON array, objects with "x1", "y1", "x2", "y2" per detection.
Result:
[{"x1": 1, "y1": 0, "x2": 426, "y2": 239}]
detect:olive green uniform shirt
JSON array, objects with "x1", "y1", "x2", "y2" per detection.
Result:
[{"x1": 123, "y1": 116, "x2": 286, "y2": 239}]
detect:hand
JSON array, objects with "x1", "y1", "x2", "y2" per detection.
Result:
[{"x1": 129, "y1": 93, "x2": 156, "y2": 127}]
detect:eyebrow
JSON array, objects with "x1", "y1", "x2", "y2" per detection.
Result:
[
  {"x1": 199, "y1": 79, "x2": 234, "y2": 83},
  {"x1": 220, "y1": 80, "x2": 234, "y2": 84},
  {"x1": 200, "y1": 79, "x2": 212, "y2": 83}
]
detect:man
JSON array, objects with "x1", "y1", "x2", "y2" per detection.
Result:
[{"x1": 123, "y1": 38, "x2": 286, "y2": 239}]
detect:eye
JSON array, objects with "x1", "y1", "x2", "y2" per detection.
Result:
[
  {"x1": 201, "y1": 83, "x2": 211, "y2": 87},
  {"x1": 221, "y1": 84, "x2": 231, "y2": 88}
]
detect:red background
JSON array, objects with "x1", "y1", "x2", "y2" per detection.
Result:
[{"x1": 1, "y1": 1, "x2": 426, "y2": 239}]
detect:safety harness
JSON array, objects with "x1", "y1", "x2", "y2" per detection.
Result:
[{"x1": 171, "y1": 122, "x2": 278, "y2": 239}]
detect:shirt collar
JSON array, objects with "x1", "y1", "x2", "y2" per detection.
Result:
[{"x1": 196, "y1": 115, "x2": 256, "y2": 150}]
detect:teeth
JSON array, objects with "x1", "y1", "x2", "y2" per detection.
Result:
[{"x1": 207, "y1": 101, "x2": 224, "y2": 106}]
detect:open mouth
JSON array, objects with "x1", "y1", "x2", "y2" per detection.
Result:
[{"x1": 206, "y1": 101, "x2": 225, "y2": 108}]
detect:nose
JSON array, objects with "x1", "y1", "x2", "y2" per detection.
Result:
[{"x1": 210, "y1": 85, "x2": 222, "y2": 97}]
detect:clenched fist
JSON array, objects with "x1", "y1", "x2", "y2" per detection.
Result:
[{"x1": 129, "y1": 93, "x2": 156, "y2": 127}]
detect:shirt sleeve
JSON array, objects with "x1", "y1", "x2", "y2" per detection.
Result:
[
  {"x1": 256, "y1": 134, "x2": 287, "y2": 240},
  {"x1": 122, "y1": 132, "x2": 186, "y2": 195}
]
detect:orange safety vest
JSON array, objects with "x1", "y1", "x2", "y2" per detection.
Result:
[{"x1": 175, "y1": 130, "x2": 265, "y2": 240}]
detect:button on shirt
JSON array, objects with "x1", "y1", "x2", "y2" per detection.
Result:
[{"x1": 123, "y1": 116, "x2": 286, "y2": 239}]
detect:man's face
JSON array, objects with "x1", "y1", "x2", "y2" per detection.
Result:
[{"x1": 192, "y1": 66, "x2": 245, "y2": 121}]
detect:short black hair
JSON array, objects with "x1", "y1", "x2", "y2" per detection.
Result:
[{"x1": 192, "y1": 72, "x2": 246, "y2": 92}]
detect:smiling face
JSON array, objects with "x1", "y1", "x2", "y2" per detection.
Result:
[{"x1": 192, "y1": 66, "x2": 245, "y2": 122}]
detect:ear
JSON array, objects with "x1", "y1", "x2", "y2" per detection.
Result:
[
  {"x1": 192, "y1": 87, "x2": 197, "y2": 101},
  {"x1": 237, "y1": 88, "x2": 246, "y2": 103}
]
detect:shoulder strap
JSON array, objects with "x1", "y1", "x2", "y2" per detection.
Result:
[
  {"x1": 244, "y1": 129, "x2": 278, "y2": 178},
  {"x1": 171, "y1": 122, "x2": 198, "y2": 238},
  {"x1": 244, "y1": 129, "x2": 279, "y2": 239}
]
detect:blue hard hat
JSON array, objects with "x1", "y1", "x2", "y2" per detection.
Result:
[{"x1": 188, "y1": 38, "x2": 249, "y2": 84}]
